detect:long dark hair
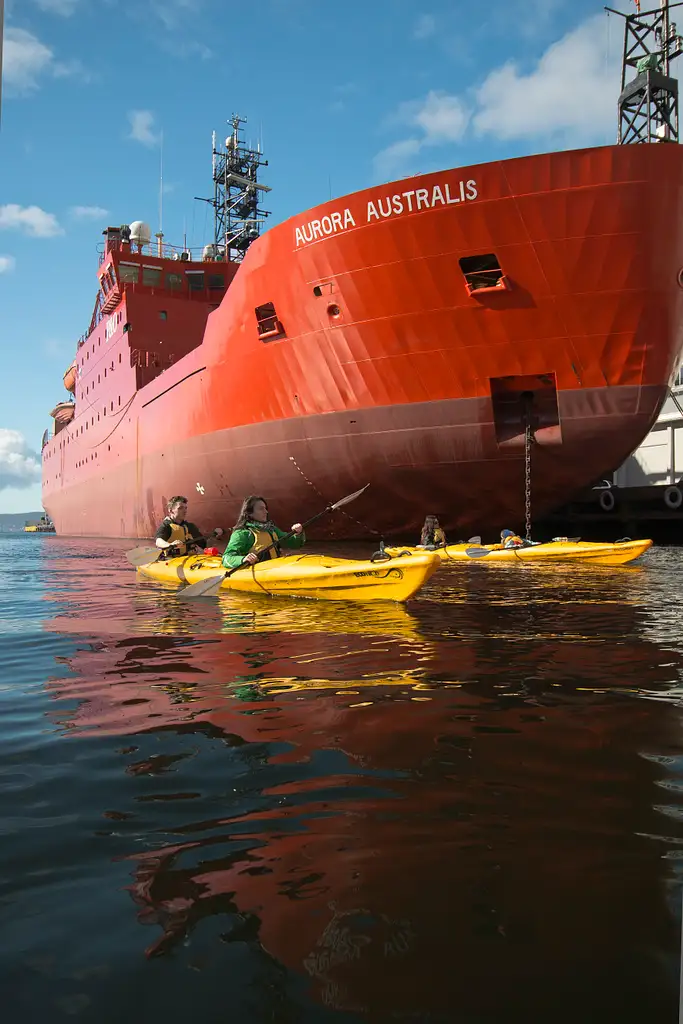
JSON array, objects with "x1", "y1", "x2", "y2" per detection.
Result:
[
  {"x1": 420, "y1": 515, "x2": 440, "y2": 546},
  {"x1": 234, "y1": 495, "x2": 268, "y2": 530}
]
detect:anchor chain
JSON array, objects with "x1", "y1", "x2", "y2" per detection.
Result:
[
  {"x1": 288, "y1": 455, "x2": 385, "y2": 551},
  {"x1": 523, "y1": 395, "x2": 534, "y2": 543}
]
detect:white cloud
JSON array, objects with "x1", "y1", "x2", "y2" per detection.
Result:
[
  {"x1": 473, "y1": 14, "x2": 620, "y2": 142},
  {"x1": 0, "y1": 204, "x2": 63, "y2": 238},
  {"x1": 0, "y1": 430, "x2": 41, "y2": 492},
  {"x1": 0, "y1": 256, "x2": 16, "y2": 274},
  {"x1": 3, "y1": 27, "x2": 53, "y2": 93},
  {"x1": 2, "y1": 25, "x2": 88, "y2": 93},
  {"x1": 127, "y1": 110, "x2": 160, "y2": 146},
  {"x1": 374, "y1": 12, "x2": 621, "y2": 178},
  {"x1": 374, "y1": 91, "x2": 469, "y2": 179},
  {"x1": 373, "y1": 139, "x2": 423, "y2": 181},
  {"x1": 413, "y1": 14, "x2": 436, "y2": 40},
  {"x1": 149, "y1": 0, "x2": 202, "y2": 32},
  {"x1": 107, "y1": 0, "x2": 211, "y2": 59},
  {"x1": 329, "y1": 81, "x2": 359, "y2": 113},
  {"x1": 159, "y1": 38, "x2": 213, "y2": 60},
  {"x1": 34, "y1": 0, "x2": 80, "y2": 14},
  {"x1": 412, "y1": 90, "x2": 469, "y2": 143},
  {"x1": 70, "y1": 205, "x2": 110, "y2": 220},
  {"x1": 53, "y1": 58, "x2": 91, "y2": 81}
]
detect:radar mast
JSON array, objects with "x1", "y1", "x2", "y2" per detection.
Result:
[
  {"x1": 608, "y1": 1, "x2": 683, "y2": 143},
  {"x1": 195, "y1": 114, "x2": 271, "y2": 263}
]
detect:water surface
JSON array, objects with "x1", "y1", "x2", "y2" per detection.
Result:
[{"x1": 2, "y1": 534, "x2": 683, "y2": 1023}]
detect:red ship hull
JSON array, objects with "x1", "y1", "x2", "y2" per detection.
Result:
[{"x1": 42, "y1": 144, "x2": 683, "y2": 539}]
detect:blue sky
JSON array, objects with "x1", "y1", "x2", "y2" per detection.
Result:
[{"x1": 0, "y1": 0, "x2": 629, "y2": 513}]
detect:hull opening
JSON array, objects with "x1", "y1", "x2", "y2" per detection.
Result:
[{"x1": 491, "y1": 374, "x2": 562, "y2": 449}]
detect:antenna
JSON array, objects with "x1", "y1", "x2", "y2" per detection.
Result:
[
  {"x1": 159, "y1": 129, "x2": 164, "y2": 235},
  {"x1": 155, "y1": 129, "x2": 164, "y2": 257}
]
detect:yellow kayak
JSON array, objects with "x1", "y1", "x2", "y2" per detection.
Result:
[
  {"x1": 136, "y1": 551, "x2": 440, "y2": 602},
  {"x1": 385, "y1": 538, "x2": 652, "y2": 567}
]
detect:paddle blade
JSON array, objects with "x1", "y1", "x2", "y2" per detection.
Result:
[
  {"x1": 126, "y1": 545, "x2": 162, "y2": 567},
  {"x1": 178, "y1": 572, "x2": 227, "y2": 600},
  {"x1": 465, "y1": 547, "x2": 492, "y2": 559},
  {"x1": 467, "y1": 536, "x2": 482, "y2": 545},
  {"x1": 330, "y1": 483, "x2": 370, "y2": 510}
]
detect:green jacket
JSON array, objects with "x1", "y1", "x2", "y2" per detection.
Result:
[{"x1": 222, "y1": 520, "x2": 306, "y2": 569}]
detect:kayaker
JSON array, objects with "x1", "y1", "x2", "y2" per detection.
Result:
[
  {"x1": 222, "y1": 495, "x2": 305, "y2": 568},
  {"x1": 498, "y1": 528, "x2": 524, "y2": 549},
  {"x1": 419, "y1": 515, "x2": 447, "y2": 549},
  {"x1": 155, "y1": 496, "x2": 224, "y2": 557}
]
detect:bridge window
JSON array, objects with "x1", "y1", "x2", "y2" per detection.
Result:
[
  {"x1": 119, "y1": 263, "x2": 139, "y2": 284},
  {"x1": 186, "y1": 271, "x2": 205, "y2": 292},
  {"x1": 142, "y1": 266, "x2": 162, "y2": 287},
  {"x1": 208, "y1": 274, "x2": 224, "y2": 291},
  {"x1": 166, "y1": 273, "x2": 183, "y2": 291}
]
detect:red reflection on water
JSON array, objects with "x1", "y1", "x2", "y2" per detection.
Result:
[{"x1": 37, "y1": 540, "x2": 683, "y2": 1019}]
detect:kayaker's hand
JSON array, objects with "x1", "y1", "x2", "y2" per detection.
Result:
[
  {"x1": 291, "y1": 523, "x2": 303, "y2": 535},
  {"x1": 213, "y1": 528, "x2": 224, "y2": 538},
  {"x1": 243, "y1": 552, "x2": 259, "y2": 565}
]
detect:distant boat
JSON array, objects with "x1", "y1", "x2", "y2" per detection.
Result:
[{"x1": 24, "y1": 514, "x2": 56, "y2": 534}]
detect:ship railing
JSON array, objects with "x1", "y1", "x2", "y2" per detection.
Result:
[{"x1": 97, "y1": 240, "x2": 229, "y2": 264}]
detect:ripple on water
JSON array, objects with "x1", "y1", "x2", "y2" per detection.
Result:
[{"x1": 1, "y1": 535, "x2": 683, "y2": 1021}]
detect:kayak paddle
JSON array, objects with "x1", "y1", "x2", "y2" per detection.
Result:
[
  {"x1": 464, "y1": 546, "x2": 493, "y2": 558},
  {"x1": 126, "y1": 531, "x2": 219, "y2": 567},
  {"x1": 463, "y1": 538, "x2": 582, "y2": 558},
  {"x1": 178, "y1": 484, "x2": 370, "y2": 600}
]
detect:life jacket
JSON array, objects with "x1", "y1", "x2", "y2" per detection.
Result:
[
  {"x1": 503, "y1": 534, "x2": 524, "y2": 549},
  {"x1": 247, "y1": 522, "x2": 281, "y2": 562},
  {"x1": 162, "y1": 518, "x2": 196, "y2": 556},
  {"x1": 421, "y1": 527, "x2": 446, "y2": 548}
]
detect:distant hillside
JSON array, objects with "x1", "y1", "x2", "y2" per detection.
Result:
[{"x1": 0, "y1": 512, "x2": 43, "y2": 533}]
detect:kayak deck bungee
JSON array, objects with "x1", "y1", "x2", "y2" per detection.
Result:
[
  {"x1": 385, "y1": 539, "x2": 652, "y2": 567},
  {"x1": 136, "y1": 550, "x2": 440, "y2": 602}
]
